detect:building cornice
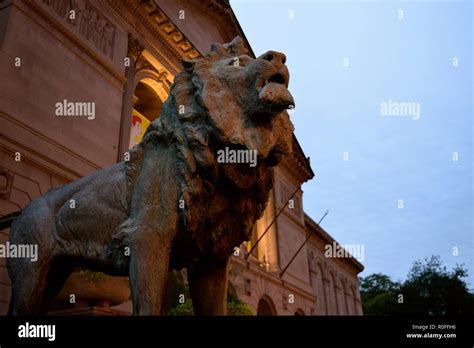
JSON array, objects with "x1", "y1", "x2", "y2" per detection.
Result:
[
  {"x1": 281, "y1": 135, "x2": 315, "y2": 185},
  {"x1": 305, "y1": 213, "x2": 365, "y2": 273},
  {"x1": 205, "y1": 0, "x2": 256, "y2": 57},
  {"x1": 123, "y1": 0, "x2": 200, "y2": 60}
]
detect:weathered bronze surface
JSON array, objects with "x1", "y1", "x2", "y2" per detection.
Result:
[{"x1": 6, "y1": 37, "x2": 294, "y2": 315}]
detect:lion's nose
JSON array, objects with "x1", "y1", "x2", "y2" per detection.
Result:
[{"x1": 258, "y1": 51, "x2": 287, "y2": 68}]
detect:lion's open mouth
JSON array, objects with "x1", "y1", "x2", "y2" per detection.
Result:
[{"x1": 257, "y1": 72, "x2": 294, "y2": 111}]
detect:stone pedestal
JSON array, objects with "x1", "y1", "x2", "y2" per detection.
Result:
[{"x1": 48, "y1": 306, "x2": 130, "y2": 316}]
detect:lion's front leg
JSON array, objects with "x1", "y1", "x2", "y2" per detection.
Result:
[
  {"x1": 188, "y1": 258, "x2": 229, "y2": 315},
  {"x1": 125, "y1": 140, "x2": 179, "y2": 315},
  {"x1": 129, "y1": 228, "x2": 173, "y2": 315}
]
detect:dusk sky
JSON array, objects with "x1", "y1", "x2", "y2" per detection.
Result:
[{"x1": 232, "y1": 0, "x2": 473, "y2": 287}]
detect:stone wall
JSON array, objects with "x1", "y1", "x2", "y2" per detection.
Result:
[
  {"x1": 0, "y1": 0, "x2": 128, "y2": 315},
  {"x1": 307, "y1": 240, "x2": 363, "y2": 315},
  {"x1": 230, "y1": 255, "x2": 316, "y2": 315}
]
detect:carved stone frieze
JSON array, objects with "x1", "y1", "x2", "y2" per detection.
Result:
[{"x1": 41, "y1": 0, "x2": 116, "y2": 59}]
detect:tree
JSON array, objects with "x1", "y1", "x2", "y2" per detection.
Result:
[
  {"x1": 401, "y1": 256, "x2": 473, "y2": 315},
  {"x1": 360, "y1": 273, "x2": 400, "y2": 297},
  {"x1": 359, "y1": 256, "x2": 474, "y2": 316},
  {"x1": 359, "y1": 273, "x2": 401, "y2": 315}
]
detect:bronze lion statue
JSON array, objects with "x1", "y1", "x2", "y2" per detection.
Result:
[{"x1": 3, "y1": 37, "x2": 295, "y2": 315}]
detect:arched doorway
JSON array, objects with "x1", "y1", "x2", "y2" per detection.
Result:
[
  {"x1": 257, "y1": 295, "x2": 277, "y2": 316},
  {"x1": 328, "y1": 271, "x2": 338, "y2": 315},
  {"x1": 134, "y1": 81, "x2": 163, "y2": 122},
  {"x1": 129, "y1": 77, "x2": 166, "y2": 148}
]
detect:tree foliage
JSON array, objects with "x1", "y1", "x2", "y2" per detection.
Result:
[
  {"x1": 168, "y1": 298, "x2": 254, "y2": 316},
  {"x1": 168, "y1": 299, "x2": 194, "y2": 316},
  {"x1": 360, "y1": 256, "x2": 474, "y2": 315},
  {"x1": 359, "y1": 273, "x2": 401, "y2": 315}
]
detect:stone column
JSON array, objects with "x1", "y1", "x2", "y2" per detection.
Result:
[
  {"x1": 254, "y1": 189, "x2": 280, "y2": 272},
  {"x1": 334, "y1": 285, "x2": 342, "y2": 315},
  {"x1": 117, "y1": 34, "x2": 144, "y2": 161},
  {"x1": 323, "y1": 277, "x2": 335, "y2": 314},
  {"x1": 354, "y1": 292, "x2": 363, "y2": 315},
  {"x1": 321, "y1": 277, "x2": 330, "y2": 315},
  {"x1": 345, "y1": 289, "x2": 353, "y2": 315}
]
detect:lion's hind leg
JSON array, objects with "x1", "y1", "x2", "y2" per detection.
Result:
[
  {"x1": 8, "y1": 251, "x2": 57, "y2": 315},
  {"x1": 7, "y1": 203, "x2": 59, "y2": 315}
]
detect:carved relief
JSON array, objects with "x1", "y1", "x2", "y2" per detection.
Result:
[
  {"x1": 135, "y1": 56, "x2": 168, "y2": 82},
  {"x1": 136, "y1": 56, "x2": 156, "y2": 74},
  {"x1": 42, "y1": 0, "x2": 116, "y2": 59},
  {"x1": 127, "y1": 33, "x2": 144, "y2": 64}
]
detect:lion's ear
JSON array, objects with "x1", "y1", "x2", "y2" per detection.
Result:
[
  {"x1": 182, "y1": 59, "x2": 196, "y2": 69},
  {"x1": 210, "y1": 42, "x2": 223, "y2": 52},
  {"x1": 224, "y1": 36, "x2": 248, "y2": 56}
]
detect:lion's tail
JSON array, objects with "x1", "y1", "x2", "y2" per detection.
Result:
[{"x1": 0, "y1": 211, "x2": 21, "y2": 230}]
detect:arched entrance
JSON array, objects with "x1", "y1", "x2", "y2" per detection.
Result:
[
  {"x1": 133, "y1": 81, "x2": 163, "y2": 122},
  {"x1": 257, "y1": 295, "x2": 277, "y2": 316},
  {"x1": 129, "y1": 72, "x2": 167, "y2": 148}
]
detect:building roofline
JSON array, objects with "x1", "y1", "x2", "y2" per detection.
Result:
[
  {"x1": 304, "y1": 213, "x2": 365, "y2": 273},
  {"x1": 293, "y1": 134, "x2": 315, "y2": 179},
  {"x1": 227, "y1": 1, "x2": 256, "y2": 58}
]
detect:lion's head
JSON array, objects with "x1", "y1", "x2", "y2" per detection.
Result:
[
  {"x1": 186, "y1": 37, "x2": 294, "y2": 162},
  {"x1": 157, "y1": 36, "x2": 294, "y2": 192}
]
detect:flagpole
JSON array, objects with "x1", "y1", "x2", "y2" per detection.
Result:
[
  {"x1": 245, "y1": 185, "x2": 302, "y2": 260},
  {"x1": 279, "y1": 210, "x2": 329, "y2": 277}
]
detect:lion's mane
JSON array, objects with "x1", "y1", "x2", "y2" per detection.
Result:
[{"x1": 121, "y1": 39, "x2": 291, "y2": 261}]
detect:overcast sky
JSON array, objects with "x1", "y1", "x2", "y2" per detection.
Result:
[{"x1": 231, "y1": 0, "x2": 473, "y2": 287}]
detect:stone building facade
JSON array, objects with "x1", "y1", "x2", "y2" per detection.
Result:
[{"x1": 0, "y1": 0, "x2": 363, "y2": 315}]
